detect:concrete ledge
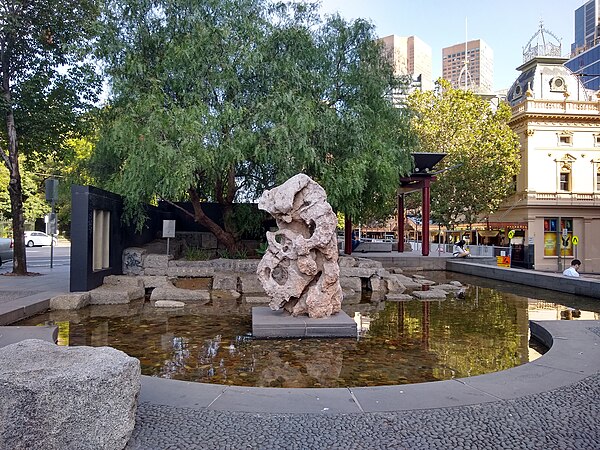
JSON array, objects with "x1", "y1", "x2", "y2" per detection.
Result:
[
  {"x1": 139, "y1": 320, "x2": 600, "y2": 414},
  {"x1": 252, "y1": 307, "x2": 357, "y2": 338},
  {"x1": 447, "y1": 260, "x2": 600, "y2": 299},
  {"x1": 0, "y1": 325, "x2": 58, "y2": 348},
  {"x1": 0, "y1": 294, "x2": 53, "y2": 325}
]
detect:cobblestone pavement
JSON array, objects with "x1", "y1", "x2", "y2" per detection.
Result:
[{"x1": 127, "y1": 372, "x2": 600, "y2": 450}]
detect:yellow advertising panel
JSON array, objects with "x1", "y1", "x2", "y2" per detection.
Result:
[
  {"x1": 544, "y1": 232, "x2": 557, "y2": 256},
  {"x1": 496, "y1": 255, "x2": 511, "y2": 267}
]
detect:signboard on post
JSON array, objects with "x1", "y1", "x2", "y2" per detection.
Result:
[
  {"x1": 162, "y1": 220, "x2": 176, "y2": 258},
  {"x1": 45, "y1": 178, "x2": 58, "y2": 202},
  {"x1": 162, "y1": 220, "x2": 176, "y2": 238},
  {"x1": 507, "y1": 230, "x2": 515, "y2": 240}
]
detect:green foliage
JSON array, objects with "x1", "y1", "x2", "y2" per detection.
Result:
[
  {"x1": 0, "y1": 0, "x2": 102, "y2": 271},
  {"x1": 91, "y1": 0, "x2": 415, "y2": 248},
  {"x1": 255, "y1": 241, "x2": 268, "y2": 257},
  {"x1": 184, "y1": 247, "x2": 213, "y2": 261},
  {"x1": 0, "y1": 159, "x2": 51, "y2": 223},
  {"x1": 217, "y1": 247, "x2": 248, "y2": 260},
  {"x1": 224, "y1": 204, "x2": 268, "y2": 240},
  {"x1": 1, "y1": 0, "x2": 102, "y2": 164},
  {"x1": 407, "y1": 79, "x2": 521, "y2": 227}
]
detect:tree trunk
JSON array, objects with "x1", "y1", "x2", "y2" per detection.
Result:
[
  {"x1": 2, "y1": 57, "x2": 27, "y2": 274},
  {"x1": 188, "y1": 188, "x2": 240, "y2": 255},
  {"x1": 5, "y1": 107, "x2": 27, "y2": 274}
]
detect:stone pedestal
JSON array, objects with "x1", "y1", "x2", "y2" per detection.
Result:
[{"x1": 252, "y1": 307, "x2": 357, "y2": 338}]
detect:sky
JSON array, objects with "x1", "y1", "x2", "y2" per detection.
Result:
[{"x1": 314, "y1": 0, "x2": 585, "y2": 91}]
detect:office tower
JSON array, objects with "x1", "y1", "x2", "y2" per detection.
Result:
[
  {"x1": 442, "y1": 39, "x2": 494, "y2": 92},
  {"x1": 566, "y1": 0, "x2": 600, "y2": 90},
  {"x1": 571, "y1": 0, "x2": 599, "y2": 55},
  {"x1": 380, "y1": 35, "x2": 433, "y2": 91}
]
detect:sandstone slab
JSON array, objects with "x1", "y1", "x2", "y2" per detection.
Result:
[
  {"x1": 412, "y1": 290, "x2": 448, "y2": 300},
  {"x1": 154, "y1": 300, "x2": 185, "y2": 308},
  {"x1": 385, "y1": 293, "x2": 414, "y2": 301},
  {"x1": 150, "y1": 286, "x2": 210, "y2": 303},
  {"x1": 89, "y1": 285, "x2": 145, "y2": 305},
  {"x1": 50, "y1": 292, "x2": 90, "y2": 310}
]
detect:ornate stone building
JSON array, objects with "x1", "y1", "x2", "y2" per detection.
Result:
[{"x1": 490, "y1": 25, "x2": 600, "y2": 273}]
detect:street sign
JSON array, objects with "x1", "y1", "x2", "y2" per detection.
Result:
[
  {"x1": 45, "y1": 178, "x2": 58, "y2": 202},
  {"x1": 562, "y1": 227, "x2": 568, "y2": 237},
  {"x1": 572, "y1": 235, "x2": 579, "y2": 246},
  {"x1": 507, "y1": 230, "x2": 515, "y2": 239}
]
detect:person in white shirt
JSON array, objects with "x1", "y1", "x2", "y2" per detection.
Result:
[
  {"x1": 452, "y1": 240, "x2": 470, "y2": 258},
  {"x1": 563, "y1": 259, "x2": 581, "y2": 277}
]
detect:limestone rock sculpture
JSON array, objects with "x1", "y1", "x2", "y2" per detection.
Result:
[{"x1": 257, "y1": 174, "x2": 343, "y2": 318}]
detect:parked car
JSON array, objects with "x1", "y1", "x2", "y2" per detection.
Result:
[
  {"x1": 0, "y1": 237, "x2": 13, "y2": 267},
  {"x1": 24, "y1": 231, "x2": 57, "y2": 247}
]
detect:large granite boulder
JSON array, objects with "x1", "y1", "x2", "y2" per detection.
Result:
[
  {"x1": 0, "y1": 339, "x2": 140, "y2": 450},
  {"x1": 256, "y1": 174, "x2": 342, "y2": 318}
]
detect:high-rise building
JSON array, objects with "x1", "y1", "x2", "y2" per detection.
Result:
[
  {"x1": 566, "y1": 0, "x2": 600, "y2": 90},
  {"x1": 379, "y1": 34, "x2": 432, "y2": 92},
  {"x1": 571, "y1": 0, "x2": 599, "y2": 55},
  {"x1": 442, "y1": 39, "x2": 493, "y2": 92}
]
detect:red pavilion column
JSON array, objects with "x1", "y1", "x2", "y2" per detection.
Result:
[
  {"x1": 344, "y1": 215, "x2": 352, "y2": 255},
  {"x1": 397, "y1": 194, "x2": 405, "y2": 253},
  {"x1": 422, "y1": 178, "x2": 430, "y2": 256}
]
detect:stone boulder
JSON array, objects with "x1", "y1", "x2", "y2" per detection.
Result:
[{"x1": 0, "y1": 339, "x2": 140, "y2": 450}]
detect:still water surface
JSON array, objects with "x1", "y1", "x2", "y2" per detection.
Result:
[{"x1": 16, "y1": 271, "x2": 600, "y2": 388}]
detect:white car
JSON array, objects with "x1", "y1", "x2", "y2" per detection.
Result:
[{"x1": 24, "y1": 231, "x2": 57, "y2": 247}]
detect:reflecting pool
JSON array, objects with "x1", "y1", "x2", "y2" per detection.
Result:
[{"x1": 15, "y1": 271, "x2": 600, "y2": 388}]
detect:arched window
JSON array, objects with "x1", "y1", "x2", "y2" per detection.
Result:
[{"x1": 559, "y1": 163, "x2": 571, "y2": 192}]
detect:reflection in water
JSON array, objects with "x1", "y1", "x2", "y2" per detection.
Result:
[{"x1": 18, "y1": 271, "x2": 600, "y2": 388}]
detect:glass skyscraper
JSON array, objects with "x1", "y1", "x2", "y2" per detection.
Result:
[{"x1": 566, "y1": 0, "x2": 600, "y2": 90}]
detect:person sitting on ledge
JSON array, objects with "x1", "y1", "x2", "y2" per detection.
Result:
[
  {"x1": 452, "y1": 240, "x2": 470, "y2": 258},
  {"x1": 563, "y1": 259, "x2": 581, "y2": 277}
]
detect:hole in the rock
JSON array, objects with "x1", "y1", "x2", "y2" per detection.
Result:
[
  {"x1": 308, "y1": 220, "x2": 316, "y2": 237},
  {"x1": 271, "y1": 266, "x2": 288, "y2": 285}
]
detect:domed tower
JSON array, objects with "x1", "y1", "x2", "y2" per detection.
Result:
[{"x1": 506, "y1": 22, "x2": 589, "y2": 106}]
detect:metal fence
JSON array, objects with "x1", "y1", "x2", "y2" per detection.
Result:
[{"x1": 410, "y1": 241, "x2": 511, "y2": 258}]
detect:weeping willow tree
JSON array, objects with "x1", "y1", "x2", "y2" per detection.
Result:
[{"x1": 92, "y1": 0, "x2": 416, "y2": 253}]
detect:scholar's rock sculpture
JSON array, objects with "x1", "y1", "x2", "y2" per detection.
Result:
[{"x1": 256, "y1": 174, "x2": 343, "y2": 318}]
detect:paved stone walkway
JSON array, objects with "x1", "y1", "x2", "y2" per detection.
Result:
[
  {"x1": 127, "y1": 372, "x2": 600, "y2": 449},
  {"x1": 125, "y1": 325, "x2": 600, "y2": 449}
]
